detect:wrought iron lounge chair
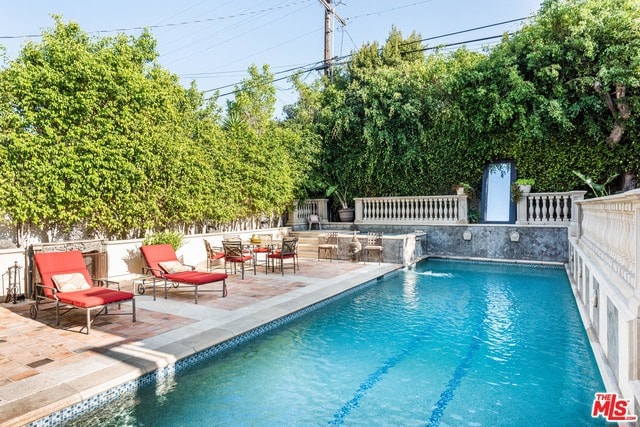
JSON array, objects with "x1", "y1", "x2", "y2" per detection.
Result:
[
  {"x1": 140, "y1": 244, "x2": 228, "y2": 303},
  {"x1": 31, "y1": 250, "x2": 136, "y2": 334}
]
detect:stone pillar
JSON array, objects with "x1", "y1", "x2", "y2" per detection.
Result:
[
  {"x1": 354, "y1": 198, "x2": 363, "y2": 223},
  {"x1": 457, "y1": 195, "x2": 468, "y2": 224},
  {"x1": 515, "y1": 191, "x2": 529, "y2": 225}
]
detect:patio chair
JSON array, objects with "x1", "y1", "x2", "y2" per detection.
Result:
[
  {"x1": 204, "y1": 239, "x2": 225, "y2": 271},
  {"x1": 140, "y1": 244, "x2": 228, "y2": 303},
  {"x1": 363, "y1": 232, "x2": 383, "y2": 264},
  {"x1": 268, "y1": 236, "x2": 299, "y2": 275},
  {"x1": 31, "y1": 250, "x2": 136, "y2": 334},
  {"x1": 318, "y1": 232, "x2": 338, "y2": 262},
  {"x1": 222, "y1": 240, "x2": 255, "y2": 279},
  {"x1": 308, "y1": 214, "x2": 321, "y2": 230}
]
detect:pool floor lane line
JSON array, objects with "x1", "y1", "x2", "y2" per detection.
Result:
[
  {"x1": 328, "y1": 314, "x2": 440, "y2": 426},
  {"x1": 427, "y1": 301, "x2": 487, "y2": 426}
]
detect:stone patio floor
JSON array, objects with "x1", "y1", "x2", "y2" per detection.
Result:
[{"x1": 0, "y1": 256, "x2": 400, "y2": 426}]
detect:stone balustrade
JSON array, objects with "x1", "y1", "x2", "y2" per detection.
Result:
[
  {"x1": 575, "y1": 189, "x2": 639, "y2": 293},
  {"x1": 516, "y1": 191, "x2": 586, "y2": 225},
  {"x1": 354, "y1": 195, "x2": 468, "y2": 225},
  {"x1": 292, "y1": 199, "x2": 329, "y2": 228},
  {"x1": 293, "y1": 191, "x2": 588, "y2": 228}
]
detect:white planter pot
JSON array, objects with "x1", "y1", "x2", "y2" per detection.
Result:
[{"x1": 518, "y1": 185, "x2": 532, "y2": 193}]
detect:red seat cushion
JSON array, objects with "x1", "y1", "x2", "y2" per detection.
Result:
[
  {"x1": 226, "y1": 255, "x2": 253, "y2": 262},
  {"x1": 268, "y1": 252, "x2": 295, "y2": 260},
  {"x1": 252, "y1": 247, "x2": 269, "y2": 253},
  {"x1": 165, "y1": 271, "x2": 228, "y2": 285},
  {"x1": 56, "y1": 287, "x2": 134, "y2": 308}
]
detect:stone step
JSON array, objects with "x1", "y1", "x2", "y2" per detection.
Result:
[{"x1": 290, "y1": 231, "x2": 324, "y2": 259}]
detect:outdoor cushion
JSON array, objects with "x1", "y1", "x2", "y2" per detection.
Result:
[
  {"x1": 140, "y1": 244, "x2": 181, "y2": 278},
  {"x1": 268, "y1": 251, "x2": 295, "y2": 259},
  {"x1": 52, "y1": 272, "x2": 92, "y2": 293},
  {"x1": 140, "y1": 244, "x2": 229, "y2": 301},
  {"x1": 226, "y1": 255, "x2": 253, "y2": 262},
  {"x1": 32, "y1": 250, "x2": 136, "y2": 334},
  {"x1": 165, "y1": 271, "x2": 228, "y2": 285},
  {"x1": 158, "y1": 260, "x2": 190, "y2": 274},
  {"x1": 56, "y1": 287, "x2": 135, "y2": 308}
]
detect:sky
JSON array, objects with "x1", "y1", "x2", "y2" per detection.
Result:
[{"x1": 0, "y1": 0, "x2": 543, "y2": 116}]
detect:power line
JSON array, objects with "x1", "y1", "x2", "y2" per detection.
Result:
[
  {"x1": 344, "y1": 0, "x2": 435, "y2": 23},
  {"x1": 207, "y1": 30, "x2": 515, "y2": 98},
  {"x1": 201, "y1": 15, "x2": 532, "y2": 96},
  {"x1": 0, "y1": 0, "x2": 315, "y2": 39},
  {"x1": 165, "y1": 3, "x2": 319, "y2": 68}
]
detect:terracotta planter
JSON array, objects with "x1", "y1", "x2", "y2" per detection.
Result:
[{"x1": 338, "y1": 208, "x2": 355, "y2": 222}]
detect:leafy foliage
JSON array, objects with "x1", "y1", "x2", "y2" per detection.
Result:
[
  {"x1": 285, "y1": 0, "x2": 640, "y2": 200},
  {"x1": 143, "y1": 230, "x2": 184, "y2": 251},
  {"x1": 0, "y1": 18, "x2": 316, "y2": 241}
]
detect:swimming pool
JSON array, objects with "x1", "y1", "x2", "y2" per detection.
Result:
[{"x1": 71, "y1": 259, "x2": 606, "y2": 426}]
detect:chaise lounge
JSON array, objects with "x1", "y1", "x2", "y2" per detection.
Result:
[
  {"x1": 31, "y1": 250, "x2": 136, "y2": 334},
  {"x1": 140, "y1": 244, "x2": 228, "y2": 303}
]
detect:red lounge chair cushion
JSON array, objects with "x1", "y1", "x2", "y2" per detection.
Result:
[
  {"x1": 35, "y1": 250, "x2": 95, "y2": 298},
  {"x1": 165, "y1": 271, "x2": 228, "y2": 285},
  {"x1": 56, "y1": 287, "x2": 134, "y2": 308},
  {"x1": 140, "y1": 244, "x2": 181, "y2": 278},
  {"x1": 141, "y1": 244, "x2": 228, "y2": 285}
]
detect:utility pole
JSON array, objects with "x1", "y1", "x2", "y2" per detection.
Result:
[{"x1": 318, "y1": 0, "x2": 345, "y2": 78}]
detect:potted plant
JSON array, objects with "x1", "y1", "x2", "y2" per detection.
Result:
[
  {"x1": 326, "y1": 184, "x2": 354, "y2": 222},
  {"x1": 454, "y1": 182, "x2": 473, "y2": 196},
  {"x1": 511, "y1": 179, "x2": 534, "y2": 203},
  {"x1": 515, "y1": 178, "x2": 535, "y2": 194}
]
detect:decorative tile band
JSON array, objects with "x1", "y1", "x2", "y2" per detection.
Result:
[{"x1": 29, "y1": 270, "x2": 399, "y2": 427}]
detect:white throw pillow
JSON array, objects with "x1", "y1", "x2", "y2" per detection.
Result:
[
  {"x1": 158, "y1": 260, "x2": 189, "y2": 274},
  {"x1": 51, "y1": 272, "x2": 92, "y2": 293}
]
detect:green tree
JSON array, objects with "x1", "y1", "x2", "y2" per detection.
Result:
[
  {"x1": 289, "y1": 0, "x2": 640, "y2": 201},
  {"x1": 0, "y1": 18, "x2": 219, "y2": 240}
]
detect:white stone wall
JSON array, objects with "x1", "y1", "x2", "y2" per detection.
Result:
[{"x1": 569, "y1": 189, "x2": 640, "y2": 410}]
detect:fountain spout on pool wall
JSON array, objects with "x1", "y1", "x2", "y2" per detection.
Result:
[{"x1": 348, "y1": 232, "x2": 361, "y2": 261}]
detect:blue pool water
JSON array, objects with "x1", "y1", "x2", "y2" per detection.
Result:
[{"x1": 72, "y1": 259, "x2": 606, "y2": 426}]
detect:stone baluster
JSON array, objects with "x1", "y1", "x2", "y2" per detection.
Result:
[{"x1": 541, "y1": 196, "x2": 549, "y2": 222}]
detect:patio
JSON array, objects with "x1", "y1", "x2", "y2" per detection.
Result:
[{"x1": 0, "y1": 256, "x2": 400, "y2": 426}]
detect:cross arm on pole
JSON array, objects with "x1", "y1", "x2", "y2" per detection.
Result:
[{"x1": 317, "y1": 0, "x2": 346, "y2": 26}]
